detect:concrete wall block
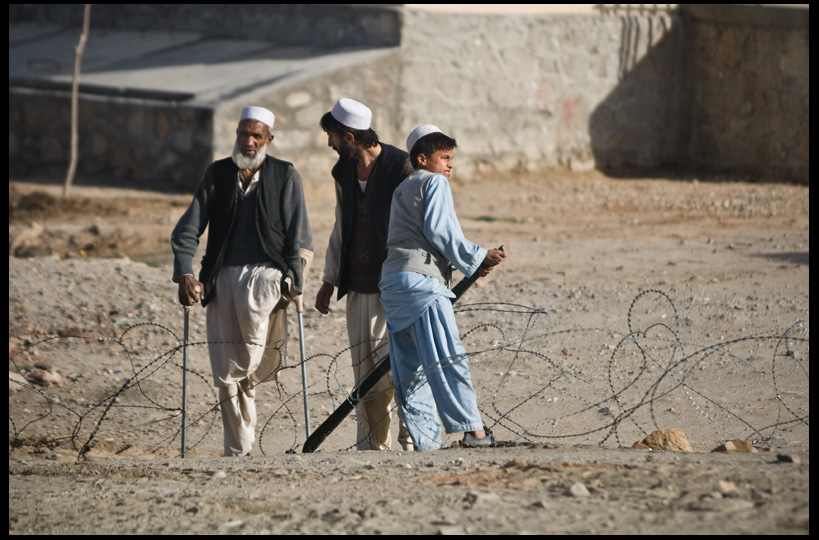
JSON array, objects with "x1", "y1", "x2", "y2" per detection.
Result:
[{"x1": 688, "y1": 11, "x2": 809, "y2": 183}]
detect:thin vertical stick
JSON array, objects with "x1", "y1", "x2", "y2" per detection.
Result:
[
  {"x1": 181, "y1": 307, "x2": 190, "y2": 458},
  {"x1": 63, "y1": 4, "x2": 91, "y2": 197}
]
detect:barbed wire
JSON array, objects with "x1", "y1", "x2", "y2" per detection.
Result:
[{"x1": 9, "y1": 290, "x2": 809, "y2": 461}]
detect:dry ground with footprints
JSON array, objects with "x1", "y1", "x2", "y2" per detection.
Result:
[{"x1": 9, "y1": 171, "x2": 808, "y2": 534}]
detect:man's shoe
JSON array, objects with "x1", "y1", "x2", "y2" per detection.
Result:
[{"x1": 462, "y1": 432, "x2": 495, "y2": 447}]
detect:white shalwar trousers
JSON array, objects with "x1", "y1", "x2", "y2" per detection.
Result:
[
  {"x1": 388, "y1": 296, "x2": 484, "y2": 451},
  {"x1": 346, "y1": 291, "x2": 412, "y2": 451},
  {"x1": 207, "y1": 263, "x2": 283, "y2": 457}
]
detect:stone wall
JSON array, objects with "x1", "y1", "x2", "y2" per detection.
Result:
[
  {"x1": 9, "y1": 87, "x2": 213, "y2": 192},
  {"x1": 8, "y1": 4, "x2": 405, "y2": 192},
  {"x1": 684, "y1": 5, "x2": 809, "y2": 184},
  {"x1": 8, "y1": 5, "x2": 809, "y2": 190},
  {"x1": 222, "y1": 8, "x2": 691, "y2": 188},
  {"x1": 397, "y1": 5, "x2": 808, "y2": 184},
  {"x1": 399, "y1": 9, "x2": 690, "y2": 180}
]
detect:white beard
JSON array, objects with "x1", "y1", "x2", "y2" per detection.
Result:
[{"x1": 232, "y1": 141, "x2": 267, "y2": 170}]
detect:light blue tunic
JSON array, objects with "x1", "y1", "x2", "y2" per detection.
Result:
[
  {"x1": 379, "y1": 173, "x2": 487, "y2": 450},
  {"x1": 379, "y1": 172, "x2": 486, "y2": 333}
]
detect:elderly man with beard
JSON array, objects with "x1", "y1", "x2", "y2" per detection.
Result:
[
  {"x1": 171, "y1": 106, "x2": 313, "y2": 457},
  {"x1": 315, "y1": 98, "x2": 414, "y2": 451}
]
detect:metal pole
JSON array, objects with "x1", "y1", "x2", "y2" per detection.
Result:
[
  {"x1": 181, "y1": 307, "x2": 190, "y2": 458},
  {"x1": 293, "y1": 249, "x2": 313, "y2": 442},
  {"x1": 297, "y1": 303, "x2": 311, "y2": 438}
]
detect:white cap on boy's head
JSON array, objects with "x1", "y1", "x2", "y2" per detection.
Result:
[
  {"x1": 331, "y1": 98, "x2": 372, "y2": 130},
  {"x1": 240, "y1": 106, "x2": 275, "y2": 131},
  {"x1": 406, "y1": 124, "x2": 443, "y2": 154}
]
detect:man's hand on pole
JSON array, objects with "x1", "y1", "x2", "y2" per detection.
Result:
[
  {"x1": 177, "y1": 275, "x2": 204, "y2": 307},
  {"x1": 291, "y1": 249, "x2": 314, "y2": 314}
]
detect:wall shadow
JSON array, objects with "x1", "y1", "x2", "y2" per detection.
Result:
[{"x1": 589, "y1": 10, "x2": 691, "y2": 179}]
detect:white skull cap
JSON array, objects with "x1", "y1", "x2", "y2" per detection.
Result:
[
  {"x1": 240, "y1": 106, "x2": 275, "y2": 131},
  {"x1": 331, "y1": 98, "x2": 372, "y2": 130},
  {"x1": 406, "y1": 124, "x2": 443, "y2": 154}
]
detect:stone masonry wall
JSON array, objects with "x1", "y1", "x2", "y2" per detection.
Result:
[
  {"x1": 8, "y1": 5, "x2": 809, "y2": 190},
  {"x1": 225, "y1": 9, "x2": 691, "y2": 188},
  {"x1": 396, "y1": 5, "x2": 808, "y2": 184},
  {"x1": 398, "y1": 9, "x2": 689, "y2": 181},
  {"x1": 9, "y1": 88, "x2": 213, "y2": 192},
  {"x1": 685, "y1": 5, "x2": 809, "y2": 184}
]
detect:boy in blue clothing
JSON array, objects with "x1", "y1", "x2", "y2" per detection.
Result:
[{"x1": 379, "y1": 125, "x2": 506, "y2": 450}]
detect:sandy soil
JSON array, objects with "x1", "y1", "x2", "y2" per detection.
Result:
[{"x1": 8, "y1": 171, "x2": 809, "y2": 534}]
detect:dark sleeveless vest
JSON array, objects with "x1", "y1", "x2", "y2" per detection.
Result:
[
  {"x1": 332, "y1": 143, "x2": 411, "y2": 300},
  {"x1": 199, "y1": 155, "x2": 293, "y2": 306}
]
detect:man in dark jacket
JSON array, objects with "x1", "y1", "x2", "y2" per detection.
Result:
[
  {"x1": 314, "y1": 98, "x2": 413, "y2": 451},
  {"x1": 172, "y1": 106, "x2": 313, "y2": 457}
]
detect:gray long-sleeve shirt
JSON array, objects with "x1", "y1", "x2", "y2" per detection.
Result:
[{"x1": 171, "y1": 156, "x2": 313, "y2": 296}]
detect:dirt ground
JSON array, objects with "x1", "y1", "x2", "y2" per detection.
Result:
[{"x1": 8, "y1": 171, "x2": 809, "y2": 534}]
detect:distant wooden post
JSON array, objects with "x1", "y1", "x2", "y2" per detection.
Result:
[{"x1": 63, "y1": 4, "x2": 91, "y2": 197}]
